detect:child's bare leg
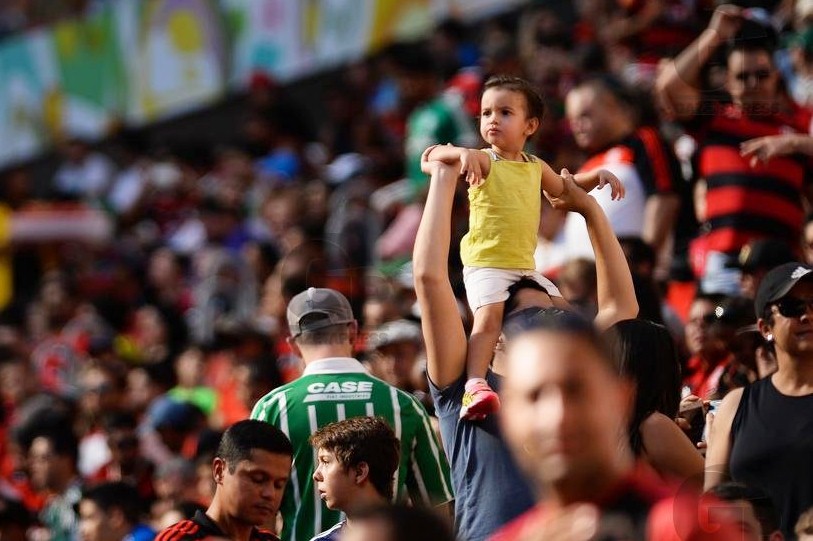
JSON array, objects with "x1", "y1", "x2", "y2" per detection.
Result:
[
  {"x1": 467, "y1": 302, "x2": 505, "y2": 381},
  {"x1": 461, "y1": 302, "x2": 504, "y2": 420}
]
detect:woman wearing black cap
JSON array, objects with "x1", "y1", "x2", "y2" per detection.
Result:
[{"x1": 705, "y1": 262, "x2": 813, "y2": 539}]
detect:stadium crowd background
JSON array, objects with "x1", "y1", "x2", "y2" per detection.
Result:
[{"x1": 2, "y1": 0, "x2": 813, "y2": 539}]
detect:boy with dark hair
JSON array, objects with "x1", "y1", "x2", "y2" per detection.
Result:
[
  {"x1": 156, "y1": 420, "x2": 293, "y2": 541},
  {"x1": 78, "y1": 481, "x2": 155, "y2": 541},
  {"x1": 309, "y1": 417, "x2": 400, "y2": 541}
]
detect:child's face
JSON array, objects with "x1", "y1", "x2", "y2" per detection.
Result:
[
  {"x1": 479, "y1": 88, "x2": 539, "y2": 152},
  {"x1": 312, "y1": 448, "x2": 357, "y2": 511}
]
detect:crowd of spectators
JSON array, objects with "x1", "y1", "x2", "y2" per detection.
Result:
[{"x1": 3, "y1": 0, "x2": 813, "y2": 539}]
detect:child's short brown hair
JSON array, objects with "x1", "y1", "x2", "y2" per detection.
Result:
[
  {"x1": 310, "y1": 416, "x2": 400, "y2": 500},
  {"x1": 483, "y1": 75, "x2": 545, "y2": 121}
]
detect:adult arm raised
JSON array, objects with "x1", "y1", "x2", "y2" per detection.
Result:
[
  {"x1": 654, "y1": 4, "x2": 742, "y2": 121},
  {"x1": 549, "y1": 172, "x2": 639, "y2": 329},
  {"x1": 413, "y1": 158, "x2": 468, "y2": 388}
]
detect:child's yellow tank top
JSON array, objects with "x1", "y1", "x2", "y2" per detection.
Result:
[{"x1": 460, "y1": 150, "x2": 542, "y2": 269}]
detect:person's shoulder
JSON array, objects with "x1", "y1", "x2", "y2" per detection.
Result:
[
  {"x1": 488, "y1": 505, "x2": 546, "y2": 541},
  {"x1": 252, "y1": 527, "x2": 282, "y2": 541},
  {"x1": 155, "y1": 520, "x2": 203, "y2": 541},
  {"x1": 309, "y1": 520, "x2": 345, "y2": 541},
  {"x1": 250, "y1": 382, "x2": 298, "y2": 417}
]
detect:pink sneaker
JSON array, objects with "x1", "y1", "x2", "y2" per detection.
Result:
[{"x1": 460, "y1": 378, "x2": 501, "y2": 420}]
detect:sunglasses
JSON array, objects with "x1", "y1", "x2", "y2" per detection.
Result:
[
  {"x1": 773, "y1": 297, "x2": 813, "y2": 318},
  {"x1": 734, "y1": 69, "x2": 772, "y2": 83}
]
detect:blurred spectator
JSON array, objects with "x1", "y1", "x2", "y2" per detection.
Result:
[
  {"x1": 76, "y1": 364, "x2": 124, "y2": 477},
  {"x1": 106, "y1": 132, "x2": 152, "y2": 221},
  {"x1": 52, "y1": 138, "x2": 115, "y2": 204},
  {"x1": 556, "y1": 258, "x2": 597, "y2": 317},
  {"x1": 683, "y1": 293, "x2": 732, "y2": 399},
  {"x1": 364, "y1": 319, "x2": 424, "y2": 393},
  {"x1": 78, "y1": 481, "x2": 155, "y2": 541},
  {"x1": 168, "y1": 347, "x2": 217, "y2": 419},
  {"x1": 605, "y1": 319, "x2": 703, "y2": 483},
  {"x1": 785, "y1": 27, "x2": 813, "y2": 107},
  {"x1": 495, "y1": 308, "x2": 739, "y2": 541},
  {"x1": 88, "y1": 412, "x2": 155, "y2": 502},
  {"x1": 707, "y1": 482, "x2": 783, "y2": 541},
  {"x1": 150, "y1": 458, "x2": 199, "y2": 524},
  {"x1": 187, "y1": 250, "x2": 257, "y2": 346},
  {"x1": 707, "y1": 296, "x2": 764, "y2": 397},
  {"x1": 145, "y1": 395, "x2": 202, "y2": 457},
  {"x1": 0, "y1": 496, "x2": 34, "y2": 541},
  {"x1": 25, "y1": 424, "x2": 81, "y2": 541},
  {"x1": 562, "y1": 76, "x2": 681, "y2": 269},
  {"x1": 375, "y1": 42, "x2": 478, "y2": 266},
  {"x1": 735, "y1": 238, "x2": 796, "y2": 299}
]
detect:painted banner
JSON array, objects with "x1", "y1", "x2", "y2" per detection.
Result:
[
  {"x1": 0, "y1": 0, "x2": 528, "y2": 168},
  {"x1": 0, "y1": 31, "x2": 52, "y2": 164},
  {"x1": 126, "y1": 0, "x2": 228, "y2": 123},
  {"x1": 50, "y1": 4, "x2": 127, "y2": 136}
]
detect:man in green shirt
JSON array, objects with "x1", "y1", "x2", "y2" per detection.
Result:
[{"x1": 251, "y1": 288, "x2": 453, "y2": 541}]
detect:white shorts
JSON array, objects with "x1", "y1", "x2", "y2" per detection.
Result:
[{"x1": 463, "y1": 266, "x2": 562, "y2": 312}]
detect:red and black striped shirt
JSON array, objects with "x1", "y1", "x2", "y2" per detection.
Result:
[
  {"x1": 691, "y1": 102, "x2": 813, "y2": 253},
  {"x1": 155, "y1": 511, "x2": 280, "y2": 541}
]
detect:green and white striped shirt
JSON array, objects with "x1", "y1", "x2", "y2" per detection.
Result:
[{"x1": 250, "y1": 357, "x2": 453, "y2": 541}]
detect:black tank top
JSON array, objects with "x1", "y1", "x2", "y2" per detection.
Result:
[{"x1": 730, "y1": 376, "x2": 813, "y2": 538}]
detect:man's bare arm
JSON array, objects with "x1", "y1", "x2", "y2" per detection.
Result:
[
  {"x1": 643, "y1": 193, "x2": 680, "y2": 249},
  {"x1": 413, "y1": 160, "x2": 468, "y2": 388},
  {"x1": 654, "y1": 5, "x2": 741, "y2": 120}
]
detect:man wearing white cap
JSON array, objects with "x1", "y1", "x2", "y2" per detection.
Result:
[{"x1": 251, "y1": 287, "x2": 452, "y2": 541}]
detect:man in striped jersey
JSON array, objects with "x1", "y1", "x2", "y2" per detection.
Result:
[{"x1": 250, "y1": 287, "x2": 453, "y2": 541}]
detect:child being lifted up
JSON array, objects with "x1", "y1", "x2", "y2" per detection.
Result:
[{"x1": 425, "y1": 75, "x2": 625, "y2": 420}]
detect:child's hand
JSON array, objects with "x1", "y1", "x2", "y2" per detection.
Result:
[
  {"x1": 460, "y1": 149, "x2": 484, "y2": 187},
  {"x1": 574, "y1": 169, "x2": 625, "y2": 201},
  {"x1": 597, "y1": 170, "x2": 625, "y2": 200}
]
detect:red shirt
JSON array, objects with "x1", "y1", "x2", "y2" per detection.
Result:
[
  {"x1": 683, "y1": 354, "x2": 731, "y2": 399},
  {"x1": 489, "y1": 464, "x2": 740, "y2": 541},
  {"x1": 691, "y1": 102, "x2": 813, "y2": 254}
]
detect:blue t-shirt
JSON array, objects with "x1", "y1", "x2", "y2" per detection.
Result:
[
  {"x1": 429, "y1": 370, "x2": 535, "y2": 541},
  {"x1": 125, "y1": 524, "x2": 156, "y2": 541}
]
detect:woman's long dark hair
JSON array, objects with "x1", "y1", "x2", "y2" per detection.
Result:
[{"x1": 604, "y1": 319, "x2": 682, "y2": 456}]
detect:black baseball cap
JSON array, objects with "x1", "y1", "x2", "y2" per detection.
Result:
[
  {"x1": 754, "y1": 262, "x2": 813, "y2": 318},
  {"x1": 735, "y1": 239, "x2": 796, "y2": 273}
]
